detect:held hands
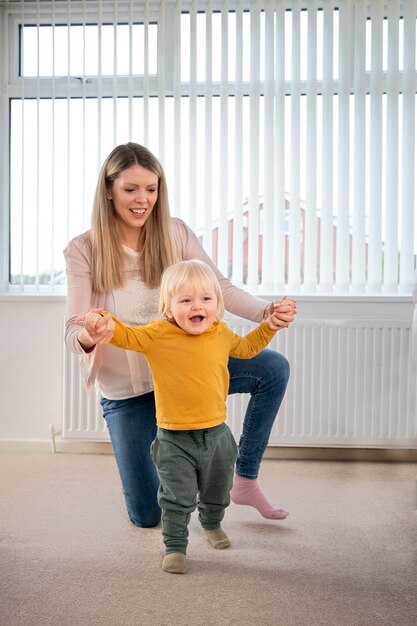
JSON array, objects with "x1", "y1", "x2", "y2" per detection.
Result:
[
  {"x1": 75, "y1": 308, "x2": 115, "y2": 346},
  {"x1": 265, "y1": 296, "x2": 297, "y2": 331}
]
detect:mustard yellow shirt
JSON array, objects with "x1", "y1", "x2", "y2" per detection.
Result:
[{"x1": 109, "y1": 317, "x2": 277, "y2": 431}]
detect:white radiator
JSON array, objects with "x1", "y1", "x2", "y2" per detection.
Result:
[
  {"x1": 62, "y1": 353, "x2": 107, "y2": 440},
  {"x1": 62, "y1": 311, "x2": 417, "y2": 448}
]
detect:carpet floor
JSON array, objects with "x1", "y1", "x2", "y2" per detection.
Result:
[{"x1": 1, "y1": 451, "x2": 416, "y2": 626}]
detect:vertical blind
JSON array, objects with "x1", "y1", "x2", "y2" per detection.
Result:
[{"x1": 1, "y1": 0, "x2": 416, "y2": 295}]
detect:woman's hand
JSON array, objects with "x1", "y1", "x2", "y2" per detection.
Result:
[
  {"x1": 265, "y1": 297, "x2": 297, "y2": 331},
  {"x1": 75, "y1": 308, "x2": 116, "y2": 347}
]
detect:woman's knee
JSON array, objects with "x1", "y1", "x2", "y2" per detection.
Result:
[
  {"x1": 256, "y1": 349, "x2": 290, "y2": 388},
  {"x1": 128, "y1": 512, "x2": 161, "y2": 528},
  {"x1": 127, "y1": 502, "x2": 161, "y2": 528}
]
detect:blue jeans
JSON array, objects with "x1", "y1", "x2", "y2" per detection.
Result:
[{"x1": 100, "y1": 348, "x2": 290, "y2": 528}]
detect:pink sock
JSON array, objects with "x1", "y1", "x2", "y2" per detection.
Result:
[{"x1": 230, "y1": 475, "x2": 289, "y2": 520}]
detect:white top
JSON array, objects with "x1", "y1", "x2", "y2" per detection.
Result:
[{"x1": 99, "y1": 247, "x2": 159, "y2": 399}]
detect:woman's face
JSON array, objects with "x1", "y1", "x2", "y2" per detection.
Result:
[{"x1": 107, "y1": 164, "x2": 159, "y2": 239}]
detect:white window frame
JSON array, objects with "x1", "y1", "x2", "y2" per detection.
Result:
[{"x1": 0, "y1": 0, "x2": 416, "y2": 297}]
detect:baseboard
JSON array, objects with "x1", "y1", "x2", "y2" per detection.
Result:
[
  {"x1": 0, "y1": 439, "x2": 416, "y2": 461},
  {"x1": 263, "y1": 446, "x2": 417, "y2": 462},
  {"x1": 0, "y1": 439, "x2": 113, "y2": 454}
]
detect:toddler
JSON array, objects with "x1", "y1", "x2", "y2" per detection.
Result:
[{"x1": 79, "y1": 260, "x2": 286, "y2": 574}]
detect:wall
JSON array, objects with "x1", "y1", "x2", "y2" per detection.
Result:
[{"x1": 0, "y1": 298, "x2": 66, "y2": 446}]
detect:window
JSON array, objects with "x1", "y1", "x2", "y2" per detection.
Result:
[{"x1": 1, "y1": 0, "x2": 416, "y2": 295}]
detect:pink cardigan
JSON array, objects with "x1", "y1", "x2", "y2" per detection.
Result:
[{"x1": 64, "y1": 217, "x2": 270, "y2": 390}]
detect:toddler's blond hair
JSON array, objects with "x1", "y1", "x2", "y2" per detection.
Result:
[{"x1": 159, "y1": 260, "x2": 224, "y2": 321}]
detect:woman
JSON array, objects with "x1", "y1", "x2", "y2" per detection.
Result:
[{"x1": 64, "y1": 142, "x2": 297, "y2": 528}]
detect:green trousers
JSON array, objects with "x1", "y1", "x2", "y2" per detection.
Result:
[{"x1": 151, "y1": 423, "x2": 237, "y2": 554}]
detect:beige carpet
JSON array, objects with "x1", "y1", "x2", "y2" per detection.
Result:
[{"x1": 1, "y1": 451, "x2": 416, "y2": 626}]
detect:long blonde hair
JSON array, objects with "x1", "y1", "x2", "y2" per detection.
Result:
[
  {"x1": 90, "y1": 142, "x2": 178, "y2": 291},
  {"x1": 159, "y1": 260, "x2": 225, "y2": 321}
]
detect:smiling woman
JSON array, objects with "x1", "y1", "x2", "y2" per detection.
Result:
[
  {"x1": 64, "y1": 140, "x2": 296, "y2": 531},
  {"x1": 85, "y1": 143, "x2": 177, "y2": 294}
]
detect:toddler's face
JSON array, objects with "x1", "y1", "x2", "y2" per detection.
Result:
[{"x1": 167, "y1": 281, "x2": 218, "y2": 335}]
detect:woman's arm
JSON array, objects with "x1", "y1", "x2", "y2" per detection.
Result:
[
  {"x1": 172, "y1": 218, "x2": 268, "y2": 322},
  {"x1": 173, "y1": 218, "x2": 295, "y2": 323},
  {"x1": 64, "y1": 233, "x2": 104, "y2": 354}
]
